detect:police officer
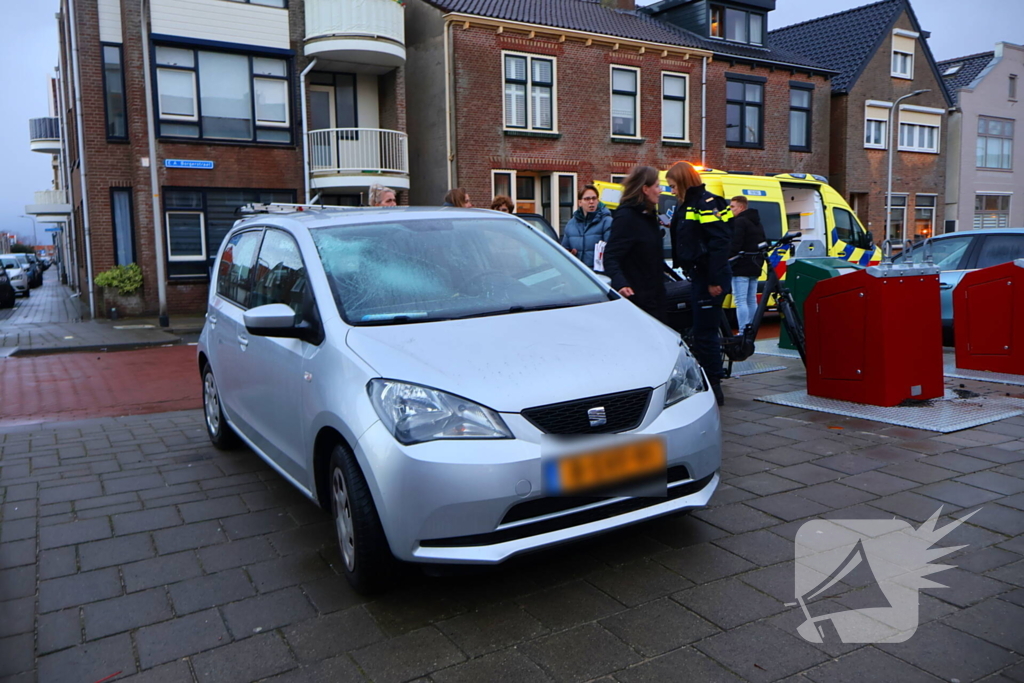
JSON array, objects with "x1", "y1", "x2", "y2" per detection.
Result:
[{"x1": 666, "y1": 161, "x2": 732, "y2": 406}]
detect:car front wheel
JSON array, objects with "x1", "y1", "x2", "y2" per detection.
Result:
[
  {"x1": 329, "y1": 443, "x2": 394, "y2": 594},
  {"x1": 202, "y1": 365, "x2": 240, "y2": 450}
]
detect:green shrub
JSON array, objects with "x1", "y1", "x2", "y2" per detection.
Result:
[{"x1": 94, "y1": 263, "x2": 143, "y2": 295}]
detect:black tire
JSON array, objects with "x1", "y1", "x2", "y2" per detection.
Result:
[
  {"x1": 201, "y1": 364, "x2": 241, "y2": 450},
  {"x1": 778, "y1": 296, "x2": 807, "y2": 365},
  {"x1": 329, "y1": 443, "x2": 395, "y2": 594},
  {"x1": 22, "y1": 289, "x2": 30, "y2": 298}
]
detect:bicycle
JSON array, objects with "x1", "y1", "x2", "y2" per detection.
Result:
[{"x1": 683, "y1": 231, "x2": 807, "y2": 379}]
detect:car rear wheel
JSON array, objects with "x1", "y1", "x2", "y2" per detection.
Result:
[
  {"x1": 202, "y1": 365, "x2": 240, "y2": 450},
  {"x1": 329, "y1": 443, "x2": 394, "y2": 594}
]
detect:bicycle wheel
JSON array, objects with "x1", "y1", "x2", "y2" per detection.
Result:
[
  {"x1": 718, "y1": 310, "x2": 734, "y2": 379},
  {"x1": 777, "y1": 294, "x2": 807, "y2": 365}
]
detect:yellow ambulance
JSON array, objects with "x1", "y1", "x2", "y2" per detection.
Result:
[{"x1": 594, "y1": 167, "x2": 881, "y2": 282}]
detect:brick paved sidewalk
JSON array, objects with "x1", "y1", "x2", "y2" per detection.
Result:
[{"x1": 1, "y1": 359, "x2": 1023, "y2": 683}]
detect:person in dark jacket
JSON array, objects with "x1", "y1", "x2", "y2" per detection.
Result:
[
  {"x1": 602, "y1": 166, "x2": 666, "y2": 319},
  {"x1": 561, "y1": 184, "x2": 613, "y2": 270},
  {"x1": 667, "y1": 161, "x2": 733, "y2": 406},
  {"x1": 729, "y1": 195, "x2": 767, "y2": 335}
]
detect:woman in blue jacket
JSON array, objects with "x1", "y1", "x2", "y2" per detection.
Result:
[{"x1": 561, "y1": 184, "x2": 612, "y2": 270}]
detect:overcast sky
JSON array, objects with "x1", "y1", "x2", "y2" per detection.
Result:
[{"x1": 1, "y1": 0, "x2": 1020, "y2": 243}]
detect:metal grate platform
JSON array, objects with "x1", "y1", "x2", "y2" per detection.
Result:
[
  {"x1": 943, "y1": 359, "x2": 1024, "y2": 387},
  {"x1": 752, "y1": 338, "x2": 802, "y2": 359},
  {"x1": 756, "y1": 389, "x2": 1024, "y2": 433},
  {"x1": 728, "y1": 359, "x2": 787, "y2": 378}
]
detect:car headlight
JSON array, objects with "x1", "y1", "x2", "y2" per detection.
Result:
[
  {"x1": 368, "y1": 379, "x2": 513, "y2": 445},
  {"x1": 664, "y1": 347, "x2": 707, "y2": 407}
]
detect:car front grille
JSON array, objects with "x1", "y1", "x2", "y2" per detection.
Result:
[
  {"x1": 521, "y1": 388, "x2": 652, "y2": 435},
  {"x1": 419, "y1": 471, "x2": 715, "y2": 549}
]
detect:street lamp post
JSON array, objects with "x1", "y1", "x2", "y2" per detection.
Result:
[
  {"x1": 886, "y1": 89, "x2": 930, "y2": 247},
  {"x1": 19, "y1": 215, "x2": 38, "y2": 247}
]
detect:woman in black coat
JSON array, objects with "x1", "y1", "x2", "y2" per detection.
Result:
[{"x1": 602, "y1": 166, "x2": 666, "y2": 319}]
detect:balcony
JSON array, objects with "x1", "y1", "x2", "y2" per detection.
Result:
[
  {"x1": 309, "y1": 128, "x2": 409, "y2": 190},
  {"x1": 29, "y1": 117, "x2": 61, "y2": 154},
  {"x1": 25, "y1": 190, "x2": 72, "y2": 223},
  {"x1": 305, "y1": 0, "x2": 405, "y2": 67}
]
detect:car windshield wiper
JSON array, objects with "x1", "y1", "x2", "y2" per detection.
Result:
[{"x1": 444, "y1": 301, "x2": 594, "y2": 321}]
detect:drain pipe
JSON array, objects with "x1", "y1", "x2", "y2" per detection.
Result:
[
  {"x1": 700, "y1": 55, "x2": 707, "y2": 167},
  {"x1": 68, "y1": 0, "x2": 95, "y2": 318},
  {"x1": 54, "y1": 59, "x2": 77, "y2": 290},
  {"x1": 141, "y1": 0, "x2": 169, "y2": 327},
  {"x1": 443, "y1": 19, "x2": 454, "y2": 189},
  {"x1": 300, "y1": 58, "x2": 318, "y2": 202}
]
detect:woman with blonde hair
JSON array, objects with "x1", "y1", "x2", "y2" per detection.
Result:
[
  {"x1": 368, "y1": 184, "x2": 397, "y2": 207},
  {"x1": 602, "y1": 166, "x2": 665, "y2": 318},
  {"x1": 666, "y1": 160, "x2": 732, "y2": 406}
]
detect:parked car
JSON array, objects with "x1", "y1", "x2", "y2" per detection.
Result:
[
  {"x1": 893, "y1": 228, "x2": 1024, "y2": 345},
  {"x1": 198, "y1": 207, "x2": 722, "y2": 592},
  {"x1": 13, "y1": 254, "x2": 42, "y2": 288},
  {"x1": 0, "y1": 266, "x2": 15, "y2": 308},
  {"x1": 515, "y1": 212, "x2": 559, "y2": 242},
  {"x1": 0, "y1": 255, "x2": 30, "y2": 297}
]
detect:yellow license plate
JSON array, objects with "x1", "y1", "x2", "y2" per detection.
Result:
[{"x1": 552, "y1": 438, "x2": 666, "y2": 494}]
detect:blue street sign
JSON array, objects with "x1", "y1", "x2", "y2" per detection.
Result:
[
  {"x1": 165, "y1": 159, "x2": 215, "y2": 169},
  {"x1": 45, "y1": 227, "x2": 62, "y2": 232}
]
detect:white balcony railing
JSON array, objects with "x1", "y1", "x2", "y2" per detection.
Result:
[
  {"x1": 34, "y1": 190, "x2": 68, "y2": 205},
  {"x1": 306, "y1": 0, "x2": 404, "y2": 45},
  {"x1": 309, "y1": 128, "x2": 409, "y2": 177}
]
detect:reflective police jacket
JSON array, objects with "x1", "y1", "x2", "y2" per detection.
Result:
[{"x1": 670, "y1": 184, "x2": 733, "y2": 288}]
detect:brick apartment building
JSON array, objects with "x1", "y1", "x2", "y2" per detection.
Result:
[
  {"x1": 29, "y1": 0, "x2": 409, "y2": 320},
  {"x1": 940, "y1": 43, "x2": 1024, "y2": 232},
  {"x1": 405, "y1": 0, "x2": 835, "y2": 232},
  {"x1": 771, "y1": 0, "x2": 953, "y2": 245}
]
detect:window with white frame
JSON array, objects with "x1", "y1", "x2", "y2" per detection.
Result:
[
  {"x1": 899, "y1": 122, "x2": 939, "y2": 153},
  {"x1": 892, "y1": 51, "x2": 913, "y2": 78},
  {"x1": 976, "y1": 117, "x2": 1014, "y2": 169},
  {"x1": 891, "y1": 31, "x2": 916, "y2": 79},
  {"x1": 490, "y1": 170, "x2": 576, "y2": 232},
  {"x1": 885, "y1": 194, "x2": 907, "y2": 241},
  {"x1": 913, "y1": 195, "x2": 936, "y2": 241},
  {"x1": 662, "y1": 72, "x2": 688, "y2": 141},
  {"x1": 611, "y1": 66, "x2": 640, "y2": 137},
  {"x1": 865, "y1": 119, "x2": 887, "y2": 148},
  {"x1": 154, "y1": 46, "x2": 291, "y2": 143},
  {"x1": 611, "y1": 174, "x2": 627, "y2": 183},
  {"x1": 974, "y1": 194, "x2": 1011, "y2": 229},
  {"x1": 503, "y1": 53, "x2": 555, "y2": 132},
  {"x1": 864, "y1": 103, "x2": 890, "y2": 148}
]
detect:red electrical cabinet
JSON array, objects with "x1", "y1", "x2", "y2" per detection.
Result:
[
  {"x1": 804, "y1": 263, "x2": 944, "y2": 407},
  {"x1": 954, "y1": 259, "x2": 1024, "y2": 375}
]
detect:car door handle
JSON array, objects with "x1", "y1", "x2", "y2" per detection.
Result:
[
  {"x1": 208, "y1": 313, "x2": 217, "y2": 326},
  {"x1": 939, "y1": 283, "x2": 954, "y2": 290},
  {"x1": 237, "y1": 334, "x2": 249, "y2": 349}
]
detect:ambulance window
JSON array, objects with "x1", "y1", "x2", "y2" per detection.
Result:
[
  {"x1": 833, "y1": 207, "x2": 872, "y2": 249},
  {"x1": 833, "y1": 208, "x2": 855, "y2": 243},
  {"x1": 748, "y1": 200, "x2": 783, "y2": 240}
]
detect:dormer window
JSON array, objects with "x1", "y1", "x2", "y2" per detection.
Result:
[{"x1": 709, "y1": 4, "x2": 765, "y2": 46}]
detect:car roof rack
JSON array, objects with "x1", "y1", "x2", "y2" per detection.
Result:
[{"x1": 235, "y1": 202, "x2": 346, "y2": 215}]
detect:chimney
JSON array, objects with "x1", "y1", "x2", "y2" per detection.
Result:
[{"x1": 601, "y1": 0, "x2": 636, "y2": 11}]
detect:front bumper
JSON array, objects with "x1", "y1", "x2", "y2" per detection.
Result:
[
  {"x1": 354, "y1": 385, "x2": 721, "y2": 564},
  {"x1": 10, "y1": 279, "x2": 28, "y2": 293}
]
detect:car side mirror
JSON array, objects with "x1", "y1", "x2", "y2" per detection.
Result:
[{"x1": 244, "y1": 303, "x2": 316, "y2": 342}]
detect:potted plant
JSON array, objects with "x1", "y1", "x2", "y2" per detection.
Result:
[{"x1": 94, "y1": 263, "x2": 145, "y2": 318}]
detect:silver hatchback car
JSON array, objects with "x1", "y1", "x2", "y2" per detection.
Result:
[{"x1": 197, "y1": 207, "x2": 721, "y2": 592}]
